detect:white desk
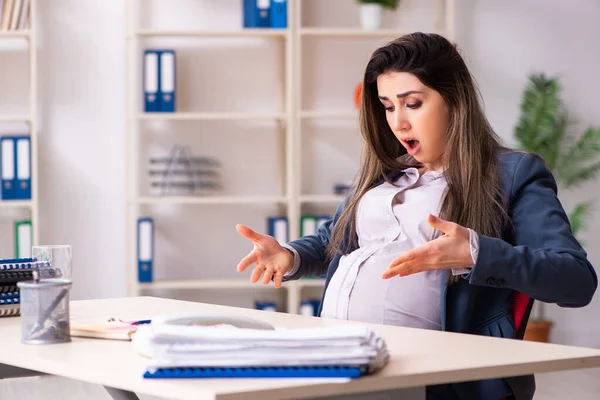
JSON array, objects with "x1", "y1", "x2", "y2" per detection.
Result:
[{"x1": 1, "y1": 296, "x2": 600, "y2": 400}]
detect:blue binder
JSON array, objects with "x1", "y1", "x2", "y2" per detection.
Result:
[
  {"x1": 143, "y1": 50, "x2": 160, "y2": 112},
  {"x1": 243, "y1": 0, "x2": 254, "y2": 28},
  {"x1": 0, "y1": 136, "x2": 16, "y2": 200},
  {"x1": 144, "y1": 365, "x2": 367, "y2": 379},
  {"x1": 137, "y1": 217, "x2": 154, "y2": 283},
  {"x1": 243, "y1": 0, "x2": 270, "y2": 28},
  {"x1": 255, "y1": 301, "x2": 277, "y2": 312},
  {"x1": 267, "y1": 216, "x2": 288, "y2": 242},
  {"x1": 270, "y1": 0, "x2": 287, "y2": 28},
  {"x1": 159, "y1": 50, "x2": 176, "y2": 112},
  {"x1": 14, "y1": 136, "x2": 31, "y2": 200}
]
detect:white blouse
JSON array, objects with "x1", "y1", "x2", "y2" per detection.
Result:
[{"x1": 284, "y1": 167, "x2": 478, "y2": 330}]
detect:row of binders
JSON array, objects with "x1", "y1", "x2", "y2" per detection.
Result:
[
  {"x1": 268, "y1": 214, "x2": 331, "y2": 243},
  {"x1": 1, "y1": 135, "x2": 31, "y2": 200},
  {"x1": 0, "y1": 0, "x2": 29, "y2": 31},
  {"x1": 136, "y1": 215, "x2": 331, "y2": 283},
  {"x1": 243, "y1": 0, "x2": 287, "y2": 29},
  {"x1": 0, "y1": 258, "x2": 58, "y2": 317},
  {"x1": 143, "y1": 49, "x2": 176, "y2": 113}
]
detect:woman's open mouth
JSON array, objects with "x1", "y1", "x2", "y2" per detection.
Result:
[{"x1": 401, "y1": 138, "x2": 421, "y2": 156}]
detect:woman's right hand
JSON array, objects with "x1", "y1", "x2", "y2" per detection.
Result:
[{"x1": 236, "y1": 224, "x2": 294, "y2": 288}]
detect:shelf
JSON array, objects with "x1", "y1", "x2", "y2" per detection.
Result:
[
  {"x1": 135, "y1": 29, "x2": 288, "y2": 38},
  {"x1": 135, "y1": 195, "x2": 288, "y2": 205},
  {"x1": 137, "y1": 279, "x2": 281, "y2": 290},
  {"x1": 299, "y1": 195, "x2": 345, "y2": 205},
  {"x1": 0, "y1": 31, "x2": 30, "y2": 39},
  {"x1": 137, "y1": 112, "x2": 287, "y2": 121},
  {"x1": 299, "y1": 28, "x2": 412, "y2": 38},
  {"x1": 0, "y1": 200, "x2": 32, "y2": 209},
  {"x1": 296, "y1": 279, "x2": 326, "y2": 289},
  {"x1": 137, "y1": 279, "x2": 325, "y2": 291},
  {"x1": 0, "y1": 115, "x2": 31, "y2": 123},
  {"x1": 300, "y1": 110, "x2": 358, "y2": 119}
]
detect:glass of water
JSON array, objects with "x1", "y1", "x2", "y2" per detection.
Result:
[{"x1": 32, "y1": 245, "x2": 72, "y2": 282}]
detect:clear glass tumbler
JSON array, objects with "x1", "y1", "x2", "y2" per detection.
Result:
[{"x1": 32, "y1": 245, "x2": 72, "y2": 282}]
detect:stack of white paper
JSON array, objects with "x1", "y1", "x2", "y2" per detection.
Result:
[{"x1": 132, "y1": 321, "x2": 389, "y2": 373}]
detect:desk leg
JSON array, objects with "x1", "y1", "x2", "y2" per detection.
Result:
[
  {"x1": 104, "y1": 386, "x2": 141, "y2": 400},
  {"x1": 0, "y1": 363, "x2": 45, "y2": 379}
]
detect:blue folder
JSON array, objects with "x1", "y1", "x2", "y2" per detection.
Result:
[
  {"x1": 143, "y1": 50, "x2": 160, "y2": 112},
  {"x1": 137, "y1": 217, "x2": 154, "y2": 282},
  {"x1": 270, "y1": 0, "x2": 287, "y2": 28},
  {"x1": 14, "y1": 136, "x2": 31, "y2": 200},
  {"x1": 243, "y1": 0, "x2": 270, "y2": 28},
  {"x1": 144, "y1": 365, "x2": 367, "y2": 379}
]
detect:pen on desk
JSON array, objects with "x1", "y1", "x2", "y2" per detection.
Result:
[
  {"x1": 132, "y1": 319, "x2": 151, "y2": 325},
  {"x1": 114, "y1": 318, "x2": 152, "y2": 325}
]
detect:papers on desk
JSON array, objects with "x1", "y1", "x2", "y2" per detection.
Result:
[{"x1": 132, "y1": 313, "x2": 389, "y2": 379}]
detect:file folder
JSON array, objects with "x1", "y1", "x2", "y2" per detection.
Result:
[
  {"x1": 299, "y1": 300, "x2": 315, "y2": 316},
  {"x1": 144, "y1": 365, "x2": 366, "y2": 379},
  {"x1": 159, "y1": 50, "x2": 176, "y2": 112},
  {"x1": 143, "y1": 50, "x2": 160, "y2": 112},
  {"x1": 255, "y1": 301, "x2": 277, "y2": 312},
  {"x1": 255, "y1": 0, "x2": 270, "y2": 27},
  {"x1": 243, "y1": 0, "x2": 253, "y2": 28},
  {"x1": 267, "y1": 216, "x2": 288, "y2": 243},
  {"x1": 1, "y1": 136, "x2": 15, "y2": 200},
  {"x1": 137, "y1": 217, "x2": 154, "y2": 283},
  {"x1": 270, "y1": 0, "x2": 287, "y2": 28},
  {"x1": 300, "y1": 215, "x2": 317, "y2": 237},
  {"x1": 14, "y1": 220, "x2": 32, "y2": 258},
  {"x1": 244, "y1": 0, "x2": 270, "y2": 28},
  {"x1": 15, "y1": 136, "x2": 31, "y2": 200}
]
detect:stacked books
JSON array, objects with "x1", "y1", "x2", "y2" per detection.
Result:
[
  {"x1": 132, "y1": 314, "x2": 389, "y2": 379},
  {"x1": 0, "y1": 258, "x2": 55, "y2": 316}
]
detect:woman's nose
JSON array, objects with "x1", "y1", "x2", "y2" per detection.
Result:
[{"x1": 392, "y1": 112, "x2": 410, "y2": 132}]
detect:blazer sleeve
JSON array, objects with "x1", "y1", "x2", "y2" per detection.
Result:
[
  {"x1": 468, "y1": 152, "x2": 598, "y2": 308},
  {"x1": 281, "y1": 198, "x2": 348, "y2": 281}
]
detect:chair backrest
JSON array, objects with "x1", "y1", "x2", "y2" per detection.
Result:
[{"x1": 512, "y1": 291, "x2": 534, "y2": 339}]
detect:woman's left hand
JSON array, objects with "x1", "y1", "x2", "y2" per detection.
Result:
[{"x1": 381, "y1": 214, "x2": 474, "y2": 279}]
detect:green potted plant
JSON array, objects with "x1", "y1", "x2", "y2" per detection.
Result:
[
  {"x1": 513, "y1": 72, "x2": 600, "y2": 342},
  {"x1": 356, "y1": 0, "x2": 400, "y2": 30}
]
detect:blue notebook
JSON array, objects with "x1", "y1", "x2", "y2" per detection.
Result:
[{"x1": 143, "y1": 365, "x2": 367, "y2": 379}]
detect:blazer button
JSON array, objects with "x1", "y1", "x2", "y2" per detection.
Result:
[
  {"x1": 486, "y1": 277, "x2": 496, "y2": 285},
  {"x1": 496, "y1": 279, "x2": 505, "y2": 288}
]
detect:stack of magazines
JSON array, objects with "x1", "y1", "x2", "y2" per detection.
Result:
[{"x1": 132, "y1": 313, "x2": 389, "y2": 379}]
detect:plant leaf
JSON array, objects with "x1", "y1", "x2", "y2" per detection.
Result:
[
  {"x1": 558, "y1": 161, "x2": 600, "y2": 189},
  {"x1": 514, "y1": 73, "x2": 562, "y2": 167},
  {"x1": 556, "y1": 127, "x2": 600, "y2": 185},
  {"x1": 357, "y1": 0, "x2": 399, "y2": 9},
  {"x1": 568, "y1": 201, "x2": 593, "y2": 238}
]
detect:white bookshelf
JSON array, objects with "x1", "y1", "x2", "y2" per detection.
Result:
[
  {"x1": 125, "y1": 0, "x2": 454, "y2": 315},
  {"x1": 0, "y1": 0, "x2": 39, "y2": 252},
  {"x1": 136, "y1": 112, "x2": 287, "y2": 121}
]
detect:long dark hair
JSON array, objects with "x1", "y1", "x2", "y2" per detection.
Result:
[{"x1": 327, "y1": 32, "x2": 508, "y2": 260}]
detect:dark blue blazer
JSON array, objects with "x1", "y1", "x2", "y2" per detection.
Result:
[{"x1": 283, "y1": 149, "x2": 597, "y2": 400}]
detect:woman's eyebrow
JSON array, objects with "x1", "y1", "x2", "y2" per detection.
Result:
[{"x1": 378, "y1": 90, "x2": 424, "y2": 100}]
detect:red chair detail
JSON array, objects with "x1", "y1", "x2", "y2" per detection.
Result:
[{"x1": 512, "y1": 291, "x2": 534, "y2": 339}]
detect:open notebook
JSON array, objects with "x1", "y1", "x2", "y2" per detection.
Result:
[{"x1": 132, "y1": 313, "x2": 389, "y2": 379}]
